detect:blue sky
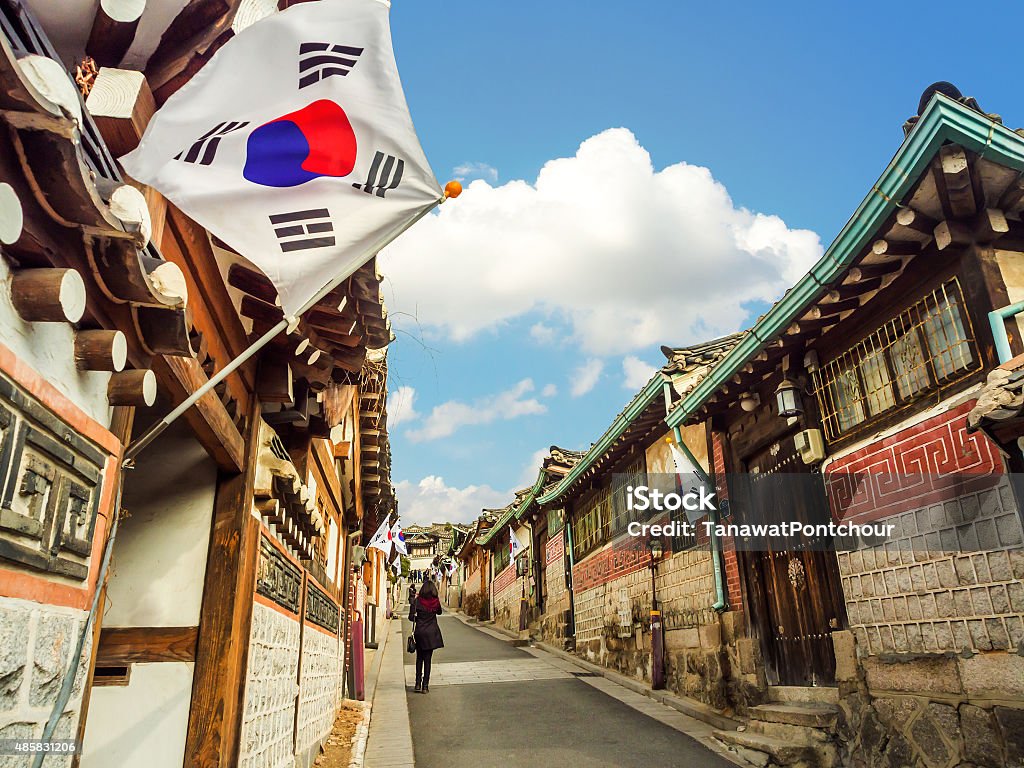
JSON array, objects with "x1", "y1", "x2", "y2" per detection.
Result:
[{"x1": 380, "y1": 1, "x2": 1024, "y2": 526}]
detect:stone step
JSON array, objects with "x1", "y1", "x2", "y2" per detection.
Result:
[
  {"x1": 749, "y1": 703, "x2": 838, "y2": 729},
  {"x1": 712, "y1": 729, "x2": 816, "y2": 767},
  {"x1": 748, "y1": 718, "x2": 832, "y2": 746},
  {"x1": 766, "y1": 685, "x2": 839, "y2": 705}
]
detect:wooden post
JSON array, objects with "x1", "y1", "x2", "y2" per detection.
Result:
[
  {"x1": 86, "y1": 67, "x2": 166, "y2": 246},
  {"x1": 75, "y1": 329, "x2": 128, "y2": 371},
  {"x1": 10, "y1": 268, "x2": 87, "y2": 323},
  {"x1": 108, "y1": 369, "x2": 157, "y2": 406},
  {"x1": 86, "y1": 0, "x2": 147, "y2": 68},
  {"x1": 185, "y1": 397, "x2": 261, "y2": 767}
]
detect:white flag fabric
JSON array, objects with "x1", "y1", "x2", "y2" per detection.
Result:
[
  {"x1": 120, "y1": 0, "x2": 441, "y2": 317},
  {"x1": 390, "y1": 521, "x2": 407, "y2": 555},
  {"x1": 509, "y1": 530, "x2": 523, "y2": 560},
  {"x1": 670, "y1": 442, "x2": 708, "y2": 524},
  {"x1": 367, "y1": 517, "x2": 393, "y2": 555}
]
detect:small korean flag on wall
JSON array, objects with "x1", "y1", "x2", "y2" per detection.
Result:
[
  {"x1": 121, "y1": 0, "x2": 441, "y2": 317},
  {"x1": 509, "y1": 530, "x2": 523, "y2": 560}
]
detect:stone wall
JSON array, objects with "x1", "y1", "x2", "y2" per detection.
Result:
[
  {"x1": 0, "y1": 597, "x2": 89, "y2": 768},
  {"x1": 825, "y1": 404, "x2": 1024, "y2": 767},
  {"x1": 295, "y1": 624, "x2": 341, "y2": 764},
  {"x1": 240, "y1": 601, "x2": 301, "y2": 768},
  {"x1": 539, "y1": 533, "x2": 569, "y2": 644},
  {"x1": 491, "y1": 564, "x2": 522, "y2": 631}
]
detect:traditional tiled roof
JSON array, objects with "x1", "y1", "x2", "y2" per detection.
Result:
[{"x1": 967, "y1": 356, "x2": 1024, "y2": 440}]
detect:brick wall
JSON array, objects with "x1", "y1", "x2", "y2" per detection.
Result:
[
  {"x1": 657, "y1": 549, "x2": 717, "y2": 631},
  {"x1": 491, "y1": 564, "x2": 522, "y2": 631},
  {"x1": 240, "y1": 602, "x2": 301, "y2": 768},
  {"x1": 0, "y1": 597, "x2": 90, "y2": 765}
]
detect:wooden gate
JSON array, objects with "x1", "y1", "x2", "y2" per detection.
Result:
[{"x1": 738, "y1": 434, "x2": 846, "y2": 686}]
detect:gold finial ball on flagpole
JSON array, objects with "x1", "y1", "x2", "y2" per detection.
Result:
[{"x1": 443, "y1": 180, "x2": 463, "y2": 200}]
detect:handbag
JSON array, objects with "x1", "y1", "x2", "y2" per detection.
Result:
[{"x1": 407, "y1": 634, "x2": 417, "y2": 654}]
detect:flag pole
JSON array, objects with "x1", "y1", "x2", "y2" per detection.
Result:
[{"x1": 123, "y1": 196, "x2": 445, "y2": 466}]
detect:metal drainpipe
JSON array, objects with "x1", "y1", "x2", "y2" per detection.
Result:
[
  {"x1": 663, "y1": 380, "x2": 727, "y2": 613},
  {"x1": 989, "y1": 301, "x2": 1024, "y2": 364}
]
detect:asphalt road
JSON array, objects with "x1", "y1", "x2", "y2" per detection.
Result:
[{"x1": 400, "y1": 608, "x2": 735, "y2": 768}]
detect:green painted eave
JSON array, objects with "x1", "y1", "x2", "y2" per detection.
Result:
[
  {"x1": 536, "y1": 373, "x2": 664, "y2": 507},
  {"x1": 479, "y1": 467, "x2": 550, "y2": 545},
  {"x1": 666, "y1": 94, "x2": 1024, "y2": 430}
]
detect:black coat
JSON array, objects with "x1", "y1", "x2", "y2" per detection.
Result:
[{"x1": 409, "y1": 597, "x2": 444, "y2": 650}]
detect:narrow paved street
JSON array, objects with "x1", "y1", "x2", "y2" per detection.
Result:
[{"x1": 400, "y1": 606, "x2": 737, "y2": 768}]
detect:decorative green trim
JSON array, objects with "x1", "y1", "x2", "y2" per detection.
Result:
[
  {"x1": 536, "y1": 374, "x2": 664, "y2": 507},
  {"x1": 665, "y1": 94, "x2": 1024, "y2": 430}
]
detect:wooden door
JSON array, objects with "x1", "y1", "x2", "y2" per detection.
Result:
[
  {"x1": 536, "y1": 526, "x2": 548, "y2": 614},
  {"x1": 738, "y1": 434, "x2": 846, "y2": 686}
]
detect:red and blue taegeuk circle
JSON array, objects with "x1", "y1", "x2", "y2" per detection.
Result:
[{"x1": 243, "y1": 99, "x2": 357, "y2": 188}]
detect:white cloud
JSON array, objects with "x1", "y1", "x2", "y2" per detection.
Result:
[
  {"x1": 405, "y1": 378, "x2": 546, "y2": 443},
  {"x1": 382, "y1": 128, "x2": 822, "y2": 355},
  {"x1": 519, "y1": 447, "x2": 549, "y2": 488},
  {"x1": 622, "y1": 356, "x2": 657, "y2": 389},
  {"x1": 570, "y1": 359, "x2": 603, "y2": 398},
  {"x1": 387, "y1": 385, "x2": 419, "y2": 429},
  {"x1": 453, "y1": 161, "x2": 499, "y2": 183},
  {"x1": 541, "y1": 383, "x2": 558, "y2": 397},
  {"x1": 529, "y1": 322, "x2": 558, "y2": 344},
  {"x1": 395, "y1": 476, "x2": 507, "y2": 527}
]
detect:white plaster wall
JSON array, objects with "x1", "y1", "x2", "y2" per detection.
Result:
[
  {"x1": 80, "y1": 662, "x2": 194, "y2": 768},
  {"x1": 104, "y1": 419, "x2": 216, "y2": 627},
  {"x1": 0, "y1": 257, "x2": 112, "y2": 428}
]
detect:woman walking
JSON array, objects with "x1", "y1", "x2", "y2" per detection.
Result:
[{"x1": 409, "y1": 579, "x2": 444, "y2": 692}]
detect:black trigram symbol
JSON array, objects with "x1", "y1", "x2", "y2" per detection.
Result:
[
  {"x1": 352, "y1": 152, "x2": 404, "y2": 198},
  {"x1": 269, "y1": 209, "x2": 335, "y2": 252},
  {"x1": 299, "y1": 42, "x2": 364, "y2": 89},
  {"x1": 174, "y1": 121, "x2": 249, "y2": 165}
]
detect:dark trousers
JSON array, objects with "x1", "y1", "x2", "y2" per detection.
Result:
[{"x1": 415, "y1": 648, "x2": 433, "y2": 686}]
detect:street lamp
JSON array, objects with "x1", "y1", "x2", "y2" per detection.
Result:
[{"x1": 649, "y1": 536, "x2": 666, "y2": 690}]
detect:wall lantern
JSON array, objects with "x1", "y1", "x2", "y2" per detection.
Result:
[
  {"x1": 648, "y1": 536, "x2": 664, "y2": 563},
  {"x1": 740, "y1": 392, "x2": 760, "y2": 412},
  {"x1": 775, "y1": 377, "x2": 804, "y2": 418}
]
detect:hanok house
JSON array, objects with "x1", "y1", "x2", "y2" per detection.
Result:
[
  {"x1": 489, "y1": 447, "x2": 584, "y2": 645},
  {"x1": 455, "y1": 512, "x2": 495, "y2": 620},
  {"x1": 530, "y1": 336, "x2": 745, "y2": 704},
  {"x1": 0, "y1": 2, "x2": 396, "y2": 767},
  {"x1": 478, "y1": 488, "x2": 533, "y2": 633},
  {"x1": 664, "y1": 85, "x2": 1024, "y2": 767}
]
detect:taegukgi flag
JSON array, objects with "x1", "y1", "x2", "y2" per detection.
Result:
[
  {"x1": 390, "y1": 520, "x2": 407, "y2": 555},
  {"x1": 367, "y1": 517, "x2": 393, "y2": 555},
  {"x1": 120, "y1": 0, "x2": 441, "y2": 317},
  {"x1": 509, "y1": 530, "x2": 523, "y2": 560}
]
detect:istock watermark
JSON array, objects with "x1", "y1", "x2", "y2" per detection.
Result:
[{"x1": 605, "y1": 471, "x2": 1022, "y2": 554}]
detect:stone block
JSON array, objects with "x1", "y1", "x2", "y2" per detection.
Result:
[
  {"x1": 910, "y1": 709, "x2": 953, "y2": 767},
  {"x1": 936, "y1": 559, "x2": 958, "y2": 588},
  {"x1": 832, "y1": 630, "x2": 857, "y2": 682},
  {"x1": 737, "y1": 637, "x2": 757, "y2": 675},
  {"x1": 29, "y1": 613, "x2": 76, "y2": 708},
  {"x1": 959, "y1": 652, "x2": 1024, "y2": 698},
  {"x1": 698, "y1": 622, "x2": 721, "y2": 648},
  {"x1": 972, "y1": 552, "x2": 993, "y2": 583},
  {"x1": 665, "y1": 627, "x2": 699, "y2": 650},
  {"x1": 996, "y1": 513, "x2": 1024, "y2": 546},
  {"x1": 994, "y1": 706, "x2": 1024, "y2": 768},
  {"x1": 862, "y1": 656, "x2": 962, "y2": 696},
  {"x1": 0, "y1": 604, "x2": 30, "y2": 713},
  {"x1": 961, "y1": 704, "x2": 1003, "y2": 768}
]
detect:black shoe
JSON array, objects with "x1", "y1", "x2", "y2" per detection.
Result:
[
  {"x1": 421, "y1": 685, "x2": 429, "y2": 693},
  {"x1": 414, "y1": 682, "x2": 421, "y2": 692}
]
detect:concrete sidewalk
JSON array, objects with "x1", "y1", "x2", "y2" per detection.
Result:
[{"x1": 361, "y1": 616, "x2": 415, "y2": 767}]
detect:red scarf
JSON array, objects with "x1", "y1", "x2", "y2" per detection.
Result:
[{"x1": 417, "y1": 596, "x2": 441, "y2": 612}]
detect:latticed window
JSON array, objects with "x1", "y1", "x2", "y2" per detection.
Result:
[
  {"x1": 813, "y1": 279, "x2": 978, "y2": 441},
  {"x1": 572, "y1": 486, "x2": 610, "y2": 560},
  {"x1": 609, "y1": 456, "x2": 647, "y2": 534},
  {"x1": 494, "y1": 530, "x2": 510, "y2": 572},
  {"x1": 546, "y1": 508, "x2": 564, "y2": 537}
]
